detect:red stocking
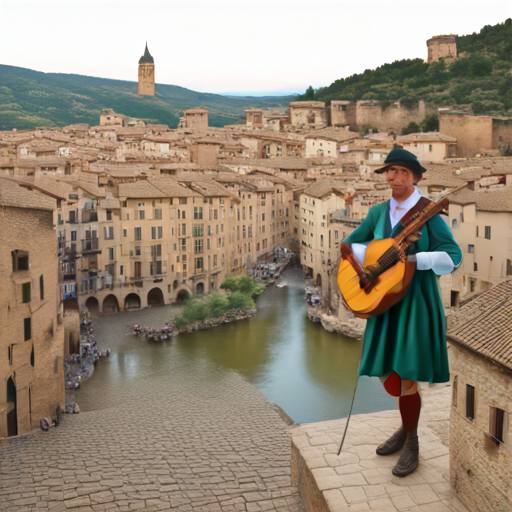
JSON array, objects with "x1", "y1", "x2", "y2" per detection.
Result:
[{"x1": 399, "y1": 392, "x2": 421, "y2": 435}]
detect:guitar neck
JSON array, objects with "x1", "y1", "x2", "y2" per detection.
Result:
[{"x1": 396, "y1": 198, "x2": 448, "y2": 249}]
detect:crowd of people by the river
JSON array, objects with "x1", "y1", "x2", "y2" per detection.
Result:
[{"x1": 132, "y1": 322, "x2": 174, "y2": 341}]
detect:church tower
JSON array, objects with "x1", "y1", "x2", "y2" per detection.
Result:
[{"x1": 138, "y1": 42, "x2": 155, "y2": 96}]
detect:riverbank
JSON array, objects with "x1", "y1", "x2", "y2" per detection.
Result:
[
  {"x1": 307, "y1": 305, "x2": 365, "y2": 340},
  {"x1": 173, "y1": 307, "x2": 257, "y2": 334}
]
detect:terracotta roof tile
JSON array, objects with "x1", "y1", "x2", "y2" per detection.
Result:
[{"x1": 448, "y1": 280, "x2": 512, "y2": 371}]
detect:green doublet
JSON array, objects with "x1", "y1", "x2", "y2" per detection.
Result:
[{"x1": 344, "y1": 201, "x2": 463, "y2": 383}]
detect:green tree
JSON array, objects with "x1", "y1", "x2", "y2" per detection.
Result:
[
  {"x1": 304, "y1": 86, "x2": 315, "y2": 100},
  {"x1": 228, "y1": 291, "x2": 254, "y2": 310},
  {"x1": 420, "y1": 114, "x2": 439, "y2": 132},
  {"x1": 401, "y1": 122, "x2": 421, "y2": 135}
]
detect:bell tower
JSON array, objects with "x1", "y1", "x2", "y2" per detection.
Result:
[{"x1": 138, "y1": 42, "x2": 155, "y2": 96}]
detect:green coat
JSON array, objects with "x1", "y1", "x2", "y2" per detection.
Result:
[{"x1": 344, "y1": 201, "x2": 463, "y2": 383}]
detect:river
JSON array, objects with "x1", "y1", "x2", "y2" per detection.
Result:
[{"x1": 77, "y1": 266, "x2": 395, "y2": 424}]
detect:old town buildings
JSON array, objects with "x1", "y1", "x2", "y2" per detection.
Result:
[
  {"x1": 448, "y1": 280, "x2": 512, "y2": 512},
  {"x1": 0, "y1": 178, "x2": 65, "y2": 437}
]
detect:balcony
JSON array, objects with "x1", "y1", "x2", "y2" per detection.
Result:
[
  {"x1": 328, "y1": 213, "x2": 362, "y2": 226},
  {"x1": 82, "y1": 211, "x2": 98, "y2": 223},
  {"x1": 81, "y1": 238, "x2": 100, "y2": 253}
]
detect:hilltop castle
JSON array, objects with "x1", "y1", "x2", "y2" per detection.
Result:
[
  {"x1": 138, "y1": 42, "x2": 155, "y2": 96},
  {"x1": 427, "y1": 35, "x2": 457, "y2": 64}
]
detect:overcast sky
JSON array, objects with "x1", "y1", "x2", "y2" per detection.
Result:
[{"x1": 0, "y1": 0, "x2": 510, "y2": 95}]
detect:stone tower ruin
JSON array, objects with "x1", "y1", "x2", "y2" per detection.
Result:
[
  {"x1": 138, "y1": 42, "x2": 155, "y2": 96},
  {"x1": 427, "y1": 35, "x2": 457, "y2": 64}
]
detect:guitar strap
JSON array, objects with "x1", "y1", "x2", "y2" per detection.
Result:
[{"x1": 399, "y1": 196, "x2": 431, "y2": 227}]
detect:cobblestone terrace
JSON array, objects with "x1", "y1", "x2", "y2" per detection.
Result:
[{"x1": 0, "y1": 365, "x2": 304, "y2": 512}]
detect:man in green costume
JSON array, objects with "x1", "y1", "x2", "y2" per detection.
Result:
[{"x1": 343, "y1": 148, "x2": 462, "y2": 476}]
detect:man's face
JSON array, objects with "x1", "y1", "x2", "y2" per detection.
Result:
[{"x1": 384, "y1": 166, "x2": 418, "y2": 195}]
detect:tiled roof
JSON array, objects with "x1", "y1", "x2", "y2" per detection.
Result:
[
  {"x1": 118, "y1": 181, "x2": 168, "y2": 199},
  {"x1": 397, "y1": 132, "x2": 457, "y2": 143},
  {"x1": 448, "y1": 280, "x2": 512, "y2": 372},
  {"x1": 303, "y1": 180, "x2": 348, "y2": 198},
  {"x1": 148, "y1": 176, "x2": 197, "y2": 197},
  {"x1": 449, "y1": 187, "x2": 512, "y2": 211},
  {"x1": 0, "y1": 177, "x2": 56, "y2": 211}
]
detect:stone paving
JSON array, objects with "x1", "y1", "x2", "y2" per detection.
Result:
[
  {"x1": 290, "y1": 392, "x2": 470, "y2": 512},
  {"x1": 0, "y1": 368, "x2": 304, "y2": 512}
]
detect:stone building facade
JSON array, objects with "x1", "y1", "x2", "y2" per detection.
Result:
[
  {"x1": 427, "y1": 35, "x2": 457, "y2": 64},
  {"x1": 331, "y1": 100, "x2": 426, "y2": 133},
  {"x1": 137, "y1": 43, "x2": 155, "y2": 96},
  {"x1": 0, "y1": 178, "x2": 64, "y2": 437},
  {"x1": 56, "y1": 175, "x2": 294, "y2": 315},
  {"x1": 448, "y1": 280, "x2": 512, "y2": 512},
  {"x1": 439, "y1": 110, "x2": 512, "y2": 158},
  {"x1": 445, "y1": 181, "x2": 512, "y2": 305},
  {"x1": 289, "y1": 101, "x2": 329, "y2": 126}
]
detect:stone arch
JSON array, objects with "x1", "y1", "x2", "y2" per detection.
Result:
[
  {"x1": 147, "y1": 287, "x2": 164, "y2": 306},
  {"x1": 316, "y1": 273, "x2": 322, "y2": 287},
  {"x1": 103, "y1": 294, "x2": 119, "y2": 314},
  {"x1": 124, "y1": 293, "x2": 141, "y2": 310},
  {"x1": 85, "y1": 296, "x2": 99, "y2": 317},
  {"x1": 176, "y1": 289, "x2": 191, "y2": 303},
  {"x1": 196, "y1": 282, "x2": 205, "y2": 294}
]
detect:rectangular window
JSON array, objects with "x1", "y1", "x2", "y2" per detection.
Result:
[
  {"x1": 195, "y1": 257, "x2": 203, "y2": 270},
  {"x1": 151, "y1": 227, "x2": 156, "y2": 240},
  {"x1": 485, "y1": 226, "x2": 491, "y2": 240},
  {"x1": 135, "y1": 246, "x2": 141, "y2": 256},
  {"x1": 22, "y1": 282, "x2": 31, "y2": 303},
  {"x1": 106, "y1": 210, "x2": 112, "y2": 221},
  {"x1": 71, "y1": 231, "x2": 77, "y2": 241},
  {"x1": 40, "y1": 275, "x2": 44, "y2": 300},
  {"x1": 429, "y1": 144, "x2": 433, "y2": 152},
  {"x1": 194, "y1": 239, "x2": 203, "y2": 254},
  {"x1": 108, "y1": 248, "x2": 115, "y2": 261},
  {"x1": 207, "y1": 239, "x2": 210, "y2": 250},
  {"x1": 104, "y1": 226, "x2": 114, "y2": 240},
  {"x1": 489, "y1": 407, "x2": 506, "y2": 445},
  {"x1": 123, "y1": 229, "x2": 127, "y2": 238},
  {"x1": 193, "y1": 224, "x2": 204, "y2": 237},
  {"x1": 154, "y1": 209, "x2": 162, "y2": 220},
  {"x1": 24, "y1": 317, "x2": 31, "y2": 341},
  {"x1": 134, "y1": 227, "x2": 142, "y2": 241},
  {"x1": 139, "y1": 210, "x2": 145, "y2": 220},
  {"x1": 120, "y1": 265, "x2": 124, "y2": 276},
  {"x1": 12, "y1": 251, "x2": 29, "y2": 272},
  {"x1": 180, "y1": 238, "x2": 186, "y2": 251},
  {"x1": 134, "y1": 261, "x2": 142, "y2": 277},
  {"x1": 179, "y1": 198, "x2": 187, "y2": 205},
  {"x1": 194, "y1": 207, "x2": 203, "y2": 220},
  {"x1": 466, "y1": 384, "x2": 475, "y2": 420},
  {"x1": 468, "y1": 244, "x2": 474, "y2": 253},
  {"x1": 158, "y1": 226, "x2": 163, "y2": 239}
]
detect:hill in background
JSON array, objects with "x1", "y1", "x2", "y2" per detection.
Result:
[
  {"x1": 302, "y1": 19, "x2": 512, "y2": 117},
  {"x1": 0, "y1": 65, "x2": 292, "y2": 130}
]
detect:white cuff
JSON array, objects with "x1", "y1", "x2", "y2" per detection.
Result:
[
  {"x1": 351, "y1": 243, "x2": 369, "y2": 266},
  {"x1": 416, "y1": 252, "x2": 455, "y2": 275}
]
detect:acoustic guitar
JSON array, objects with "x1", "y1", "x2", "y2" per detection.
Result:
[{"x1": 337, "y1": 186, "x2": 465, "y2": 319}]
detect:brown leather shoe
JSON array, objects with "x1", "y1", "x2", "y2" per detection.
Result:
[
  {"x1": 392, "y1": 436, "x2": 419, "y2": 477},
  {"x1": 376, "y1": 425, "x2": 406, "y2": 455}
]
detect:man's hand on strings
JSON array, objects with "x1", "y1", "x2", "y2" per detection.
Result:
[{"x1": 405, "y1": 230, "x2": 422, "y2": 244}]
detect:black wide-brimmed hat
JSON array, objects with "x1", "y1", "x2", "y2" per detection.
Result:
[{"x1": 374, "y1": 148, "x2": 427, "y2": 176}]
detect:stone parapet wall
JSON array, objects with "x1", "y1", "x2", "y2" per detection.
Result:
[{"x1": 449, "y1": 342, "x2": 512, "y2": 512}]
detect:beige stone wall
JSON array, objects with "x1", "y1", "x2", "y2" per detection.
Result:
[
  {"x1": 138, "y1": 63, "x2": 155, "y2": 96},
  {"x1": 356, "y1": 100, "x2": 426, "y2": 133},
  {"x1": 400, "y1": 140, "x2": 450, "y2": 161},
  {"x1": 305, "y1": 139, "x2": 337, "y2": 158},
  {"x1": 492, "y1": 119, "x2": 512, "y2": 154},
  {"x1": 439, "y1": 112, "x2": 493, "y2": 158},
  {"x1": 449, "y1": 342, "x2": 512, "y2": 512},
  {"x1": 448, "y1": 204, "x2": 512, "y2": 300},
  {"x1": 184, "y1": 112, "x2": 208, "y2": 132},
  {"x1": 331, "y1": 101, "x2": 357, "y2": 130},
  {"x1": 0, "y1": 206, "x2": 64, "y2": 437}
]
